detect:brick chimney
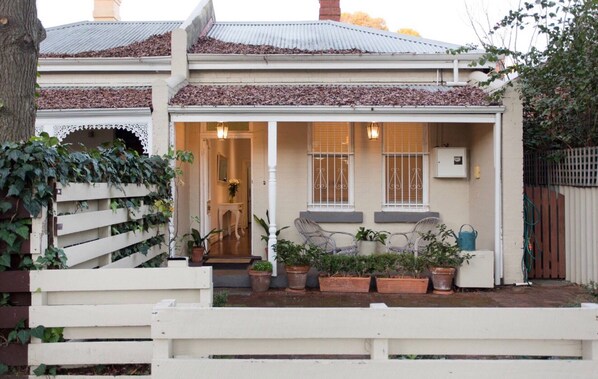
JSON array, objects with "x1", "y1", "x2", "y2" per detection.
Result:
[
  {"x1": 319, "y1": 0, "x2": 340, "y2": 21},
  {"x1": 93, "y1": 0, "x2": 122, "y2": 21}
]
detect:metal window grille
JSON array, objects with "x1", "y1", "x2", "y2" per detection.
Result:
[
  {"x1": 308, "y1": 123, "x2": 353, "y2": 210},
  {"x1": 382, "y1": 123, "x2": 429, "y2": 209}
]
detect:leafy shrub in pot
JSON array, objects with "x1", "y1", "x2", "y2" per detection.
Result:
[
  {"x1": 248, "y1": 260, "x2": 273, "y2": 292},
  {"x1": 273, "y1": 240, "x2": 322, "y2": 291},
  {"x1": 313, "y1": 254, "x2": 375, "y2": 293}
]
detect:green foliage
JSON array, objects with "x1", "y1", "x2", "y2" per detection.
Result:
[
  {"x1": 253, "y1": 210, "x2": 289, "y2": 243},
  {"x1": 372, "y1": 253, "x2": 428, "y2": 278},
  {"x1": 213, "y1": 291, "x2": 229, "y2": 307},
  {"x1": 314, "y1": 254, "x2": 377, "y2": 277},
  {"x1": 273, "y1": 239, "x2": 322, "y2": 267},
  {"x1": 355, "y1": 227, "x2": 388, "y2": 244},
  {"x1": 454, "y1": 0, "x2": 597, "y2": 150},
  {"x1": 251, "y1": 260, "x2": 273, "y2": 272},
  {"x1": 182, "y1": 217, "x2": 221, "y2": 256},
  {"x1": 585, "y1": 281, "x2": 598, "y2": 301},
  {"x1": 0, "y1": 363, "x2": 7, "y2": 375},
  {"x1": 35, "y1": 246, "x2": 68, "y2": 270},
  {"x1": 0, "y1": 292, "x2": 10, "y2": 306},
  {"x1": 0, "y1": 134, "x2": 193, "y2": 270},
  {"x1": 420, "y1": 224, "x2": 471, "y2": 268},
  {"x1": 33, "y1": 364, "x2": 57, "y2": 376}
]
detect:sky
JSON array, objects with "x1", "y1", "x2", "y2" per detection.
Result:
[{"x1": 37, "y1": 0, "x2": 523, "y2": 47}]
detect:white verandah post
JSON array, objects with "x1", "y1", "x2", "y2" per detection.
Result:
[{"x1": 267, "y1": 121, "x2": 278, "y2": 276}]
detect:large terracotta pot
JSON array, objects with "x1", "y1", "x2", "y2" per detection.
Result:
[
  {"x1": 248, "y1": 270, "x2": 272, "y2": 292},
  {"x1": 376, "y1": 276, "x2": 429, "y2": 294},
  {"x1": 318, "y1": 276, "x2": 371, "y2": 293},
  {"x1": 285, "y1": 265, "x2": 310, "y2": 291},
  {"x1": 430, "y1": 267, "x2": 456, "y2": 295}
]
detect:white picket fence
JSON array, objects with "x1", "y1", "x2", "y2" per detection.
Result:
[
  {"x1": 28, "y1": 265, "x2": 212, "y2": 375},
  {"x1": 152, "y1": 302, "x2": 598, "y2": 379},
  {"x1": 45, "y1": 182, "x2": 167, "y2": 269}
]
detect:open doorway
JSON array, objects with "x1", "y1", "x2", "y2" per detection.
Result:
[{"x1": 202, "y1": 137, "x2": 252, "y2": 258}]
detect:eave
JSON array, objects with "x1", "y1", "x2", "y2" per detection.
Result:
[
  {"x1": 38, "y1": 56, "x2": 172, "y2": 73},
  {"x1": 188, "y1": 53, "x2": 488, "y2": 71},
  {"x1": 169, "y1": 105, "x2": 505, "y2": 124},
  {"x1": 36, "y1": 108, "x2": 151, "y2": 119}
]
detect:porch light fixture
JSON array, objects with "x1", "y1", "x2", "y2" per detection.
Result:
[
  {"x1": 367, "y1": 122, "x2": 380, "y2": 140},
  {"x1": 216, "y1": 121, "x2": 228, "y2": 140}
]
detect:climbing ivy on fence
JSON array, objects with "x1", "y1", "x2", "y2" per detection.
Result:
[{"x1": 0, "y1": 134, "x2": 192, "y2": 374}]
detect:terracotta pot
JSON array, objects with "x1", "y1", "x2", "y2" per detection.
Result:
[
  {"x1": 318, "y1": 276, "x2": 371, "y2": 293},
  {"x1": 376, "y1": 276, "x2": 429, "y2": 294},
  {"x1": 430, "y1": 267, "x2": 456, "y2": 294},
  {"x1": 285, "y1": 265, "x2": 310, "y2": 290},
  {"x1": 248, "y1": 270, "x2": 272, "y2": 292},
  {"x1": 190, "y1": 246, "x2": 205, "y2": 264}
]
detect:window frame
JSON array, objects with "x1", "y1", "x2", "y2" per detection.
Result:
[
  {"x1": 381, "y1": 123, "x2": 430, "y2": 211},
  {"x1": 307, "y1": 122, "x2": 355, "y2": 211}
]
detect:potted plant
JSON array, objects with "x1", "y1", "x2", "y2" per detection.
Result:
[
  {"x1": 313, "y1": 254, "x2": 375, "y2": 293},
  {"x1": 273, "y1": 239, "x2": 321, "y2": 292},
  {"x1": 248, "y1": 260, "x2": 273, "y2": 292},
  {"x1": 355, "y1": 227, "x2": 388, "y2": 255},
  {"x1": 253, "y1": 211, "x2": 289, "y2": 257},
  {"x1": 420, "y1": 224, "x2": 471, "y2": 294},
  {"x1": 374, "y1": 253, "x2": 429, "y2": 294},
  {"x1": 183, "y1": 217, "x2": 221, "y2": 264}
]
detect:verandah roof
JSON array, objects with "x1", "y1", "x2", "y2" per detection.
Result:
[
  {"x1": 37, "y1": 88, "x2": 152, "y2": 110},
  {"x1": 170, "y1": 85, "x2": 493, "y2": 107}
]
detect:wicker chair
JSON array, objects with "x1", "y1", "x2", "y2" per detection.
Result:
[
  {"x1": 386, "y1": 217, "x2": 441, "y2": 255},
  {"x1": 294, "y1": 218, "x2": 358, "y2": 255}
]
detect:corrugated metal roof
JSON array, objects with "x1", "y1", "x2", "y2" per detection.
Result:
[
  {"x1": 41, "y1": 21, "x2": 181, "y2": 55},
  {"x1": 206, "y1": 21, "x2": 461, "y2": 54}
]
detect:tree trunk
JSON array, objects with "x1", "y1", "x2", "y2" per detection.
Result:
[{"x1": 0, "y1": 0, "x2": 45, "y2": 143}]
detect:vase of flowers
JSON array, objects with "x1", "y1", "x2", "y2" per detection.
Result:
[{"x1": 228, "y1": 178, "x2": 240, "y2": 202}]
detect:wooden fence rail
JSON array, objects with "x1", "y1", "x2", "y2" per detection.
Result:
[
  {"x1": 49, "y1": 183, "x2": 165, "y2": 269},
  {"x1": 28, "y1": 266, "x2": 212, "y2": 373},
  {"x1": 152, "y1": 302, "x2": 598, "y2": 379}
]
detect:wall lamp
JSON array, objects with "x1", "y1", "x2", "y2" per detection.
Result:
[
  {"x1": 367, "y1": 122, "x2": 380, "y2": 140},
  {"x1": 216, "y1": 121, "x2": 228, "y2": 139}
]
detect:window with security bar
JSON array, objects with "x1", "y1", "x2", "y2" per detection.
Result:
[
  {"x1": 308, "y1": 122, "x2": 354, "y2": 210},
  {"x1": 383, "y1": 123, "x2": 429, "y2": 210}
]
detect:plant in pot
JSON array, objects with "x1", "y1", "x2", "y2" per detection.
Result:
[
  {"x1": 183, "y1": 217, "x2": 221, "y2": 264},
  {"x1": 313, "y1": 254, "x2": 375, "y2": 293},
  {"x1": 273, "y1": 239, "x2": 321, "y2": 292},
  {"x1": 374, "y1": 253, "x2": 429, "y2": 294},
  {"x1": 355, "y1": 227, "x2": 388, "y2": 256},
  {"x1": 253, "y1": 211, "x2": 289, "y2": 257},
  {"x1": 420, "y1": 224, "x2": 471, "y2": 294},
  {"x1": 248, "y1": 260, "x2": 273, "y2": 292}
]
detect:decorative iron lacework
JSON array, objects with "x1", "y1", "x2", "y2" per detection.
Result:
[{"x1": 49, "y1": 123, "x2": 150, "y2": 154}]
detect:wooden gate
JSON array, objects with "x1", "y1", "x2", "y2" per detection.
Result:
[{"x1": 524, "y1": 186, "x2": 565, "y2": 279}]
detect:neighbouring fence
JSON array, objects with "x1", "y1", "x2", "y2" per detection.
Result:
[
  {"x1": 49, "y1": 182, "x2": 167, "y2": 269},
  {"x1": 28, "y1": 266, "x2": 212, "y2": 374},
  {"x1": 524, "y1": 147, "x2": 598, "y2": 285},
  {"x1": 152, "y1": 302, "x2": 598, "y2": 378}
]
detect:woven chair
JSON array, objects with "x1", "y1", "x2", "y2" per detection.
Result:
[
  {"x1": 386, "y1": 217, "x2": 441, "y2": 255},
  {"x1": 294, "y1": 218, "x2": 358, "y2": 255}
]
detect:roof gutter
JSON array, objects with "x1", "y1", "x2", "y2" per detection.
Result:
[
  {"x1": 188, "y1": 53, "x2": 489, "y2": 71},
  {"x1": 168, "y1": 105, "x2": 504, "y2": 123},
  {"x1": 36, "y1": 108, "x2": 151, "y2": 119},
  {"x1": 38, "y1": 56, "x2": 172, "y2": 72}
]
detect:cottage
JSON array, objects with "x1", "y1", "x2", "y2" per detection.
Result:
[{"x1": 37, "y1": 0, "x2": 523, "y2": 284}]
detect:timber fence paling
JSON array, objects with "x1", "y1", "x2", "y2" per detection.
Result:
[
  {"x1": 28, "y1": 266, "x2": 213, "y2": 371},
  {"x1": 151, "y1": 303, "x2": 598, "y2": 379}
]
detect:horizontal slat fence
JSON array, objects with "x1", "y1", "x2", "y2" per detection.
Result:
[
  {"x1": 28, "y1": 266, "x2": 212, "y2": 373},
  {"x1": 49, "y1": 183, "x2": 166, "y2": 269},
  {"x1": 152, "y1": 302, "x2": 598, "y2": 379}
]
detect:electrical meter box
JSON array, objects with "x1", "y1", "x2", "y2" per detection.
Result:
[{"x1": 432, "y1": 147, "x2": 468, "y2": 178}]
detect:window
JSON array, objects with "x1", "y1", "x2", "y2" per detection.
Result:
[
  {"x1": 383, "y1": 123, "x2": 429, "y2": 210},
  {"x1": 308, "y1": 123, "x2": 354, "y2": 210}
]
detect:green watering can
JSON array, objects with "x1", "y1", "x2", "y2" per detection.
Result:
[{"x1": 456, "y1": 224, "x2": 477, "y2": 251}]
